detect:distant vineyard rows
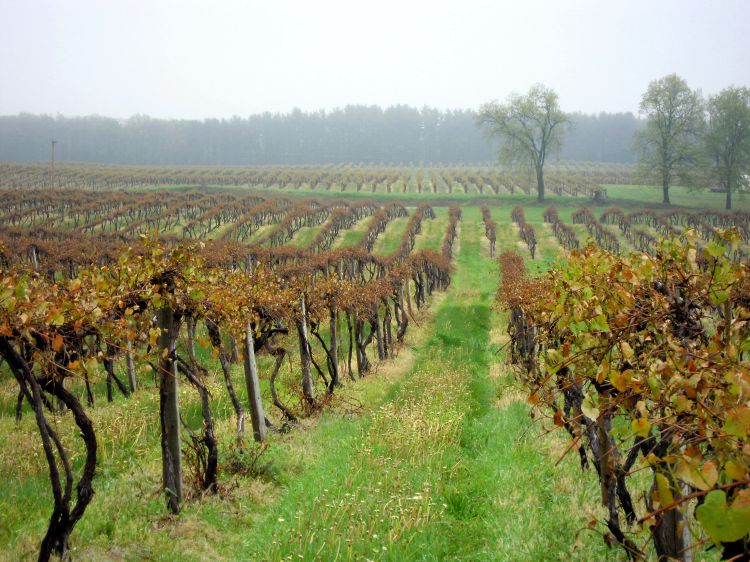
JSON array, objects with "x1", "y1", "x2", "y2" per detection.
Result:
[{"x1": 0, "y1": 162, "x2": 637, "y2": 195}]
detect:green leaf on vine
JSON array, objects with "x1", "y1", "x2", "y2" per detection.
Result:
[
  {"x1": 647, "y1": 376, "x2": 661, "y2": 399},
  {"x1": 581, "y1": 395, "x2": 600, "y2": 421},
  {"x1": 704, "y1": 240, "x2": 725, "y2": 259},
  {"x1": 590, "y1": 314, "x2": 609, "y2": 333},
  {"x1": 696, "y1": 490, "x2": 750, "y2": 544},
  {"x1": 189, "y1": 289, "x2": 205, "y2": 301},
  {"x1": 710, "y1": 288, "x2": 729, "y2": 306}
]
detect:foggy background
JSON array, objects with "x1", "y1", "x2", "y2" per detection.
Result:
[{"x1": 0, "y1": 0, "x2": 747, "y2": 164}]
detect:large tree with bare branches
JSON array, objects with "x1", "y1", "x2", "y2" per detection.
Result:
[{"x1": 477, "y1": 84, "x2": 568, "y2": 202}]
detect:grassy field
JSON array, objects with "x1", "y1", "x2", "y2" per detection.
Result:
[
  {"x1": 372, "y1": 213, "x2": 412, "y2": 255},
  {"x1": 331, "y1": 215, "x2": 371, "y2": 249},
  {"x1": 413, "y1": 207, "x2": 448, "y2": 253},
  {"x1": 288, "y1": 224, "x2": 319, "y2": 248}
]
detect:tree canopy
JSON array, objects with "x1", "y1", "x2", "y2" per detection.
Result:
[
  {"x1": 635, "y1": 74, "x2": 705, "y2": 205},
  {"x1": 477, "y1": 84, "x2": 568, "y2": 202},
  {"x1": 704, "y1": 86, "x2": 750, "y2": 210}
]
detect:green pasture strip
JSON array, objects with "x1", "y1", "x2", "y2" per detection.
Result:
[
  {"x1": 244, "y1": 223, "x2": 274, "y2": 245},
  {"x1": 534, "y1": 222, "x2": 565, "y2": 272},
  {"x1": 429, "y1": 208, "x2": 619, "y2": 560},
  {"x1": 372, "y1": 214, "x2": 411, "y2": 256},
  {"x1": 209, "y1": 221, "x2": 238, "y2": 240},
  {"x1": 494, "y1": 221, "x2": 523, "y2": 257},
  {"x1": 331, "y1": 214, "x2": 371, "y2": 249},
  {"x1": 603, "y1": 184, "x2": 745, "y2": 210},
  {"x1": 288, "y1": 225, "x2": 320, "y2": 249},
  {"x1": 413, "y1": 207, "x2": 448, "y2": 253}
]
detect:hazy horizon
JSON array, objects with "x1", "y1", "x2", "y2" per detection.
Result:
[
  {"x1": 0, "y1": 104, "x2": 645, "y2": 122},
  {"x1": 1, "y1": 0, "x2": 749, "y2": 120}
]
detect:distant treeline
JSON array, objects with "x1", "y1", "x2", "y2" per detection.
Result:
[{"x1": 0, "y1": 107, "x2": 641, "y2": 165}]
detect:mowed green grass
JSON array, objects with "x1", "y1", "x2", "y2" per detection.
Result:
[
  {"x1": 332, "y1": 214, "x2": 372, "y2": 249},
  {"x1": 413, "y1": 207, "x2": 448, "y2": 253},
  {"x1": 604, "y1": 184, "x2": 746, "y2": 210},
  {"x1": 288, "y1": 224, "x2": 319, "y2": 248},
  {"x1": 372, "y1": 213, "x2": 411, "y2": 255}
]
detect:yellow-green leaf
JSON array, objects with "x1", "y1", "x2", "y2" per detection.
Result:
[
  {"x1": 724, "y1": 407, "x2": 750, "y2": 438},
  {"x1": 50, "y1": 311, "x2": 65, "y2": 326},
  {"x1": 581, "y1": 395, "x2": 600, "y2": 421},
  {"x1": 725, "y1": 460, "x2": 747, "y2": 481},
  {"x1": 632, "y1": 417, "x2": 652, "y2": 438},
  {"x1": 655, "y1": 473, "x2": 674, "y2": 507}
]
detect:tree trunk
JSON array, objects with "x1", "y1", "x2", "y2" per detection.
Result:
[
  {"x1": 176, "y1": 358, "x2": 218, "y2": 493},
  {"x1": 205, "y1": 319, "x2": 245, "y2": 442},
  {"x1": 404, "y1": 279, "x2": 414, "y2": 318},
  {"x1": 662, "y1": 176, "x2": 671, "y2": 205},
  {"x1": 0, "y1": 338, "x2": 97, "y2": 562},
  {"x1": 649, "y1": 471, "x2": 687, "y2": 560},
  {"x1": 346, "y1": 311, "x2": 355, "y2": 381},
  {"x1": 374, "y1": 306, "x2": 385, "y2": 360},
  {"x1": 15, "y1": 388, "x2": 24, "y2": 421},
  {"x1": 297, "y1": 295, "x2": 315, "y2": 407},
  {"x1": 383, "y1": 299, "x2": 393, "y2": 353},
  {"x1": 354, "y1": 313, "x2": 363, "y2": 377},
  {"x1": 396, "y1": 286, "x2": 409, "y2": 342},
  {"x1": 229, "y1": 336, "x2": 240, "y2": 364},
  {"x1": 103, "y1": 348, "x2": 130, "y2": 401},
  {"x1": 413, "y1": 275, "x2": 423, "y2": 309},
  {"x1": 125, "y1": 340, "x2": 136, "y2": 392},
  {"x1": 157, "y1": 306, "x2": 182, "y2": 514},
  {"x1": 266, "y1": 345, "x2": 297, "y2": 422},
  {"x1": 354, "y1": 314, "x2": 371, "y2": 377},
  {"x1": 536, "y1": 165, "x2": 545, "y2": 202},
  {"x1": 329, "y1": 306, "x2": 340, "y2": 387},
  {"x1": 726, "y1": 181, "x2": 732, "y2": 210},
  {"x1": 242, "y1": 324, "x2": 267, "y2": 443}
]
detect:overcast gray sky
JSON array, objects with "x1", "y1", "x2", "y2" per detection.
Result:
[{"x1": 1, "y1": 0, "x2": 748, "y2": 119}]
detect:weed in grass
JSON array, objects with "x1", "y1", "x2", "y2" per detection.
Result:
[{"x1": 223, "y1": 442, "x2": 280, "y2": 483}]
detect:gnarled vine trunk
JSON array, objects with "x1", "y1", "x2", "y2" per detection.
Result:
[
  {"x1": 0, "y1": 337, "x2": 97, "y2": 562},
  {"x1": 157, "y1": 305, "x2": 182, "y2": 514},
  {"x1": 243, "y1": 324, "x2": 267, "y2": 442},
  {"x1": 297, "y1": 295, "x2": 315, "y2": 407}
]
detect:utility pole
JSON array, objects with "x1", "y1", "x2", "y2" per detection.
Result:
[{"x1": 50, "y1": 139, "x2": 57, "y2": 189}]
